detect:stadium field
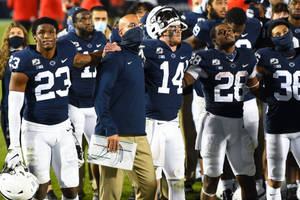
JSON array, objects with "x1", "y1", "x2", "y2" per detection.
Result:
[{"x1": 0, "y1": 19, "x2": 202, "y2": 200}]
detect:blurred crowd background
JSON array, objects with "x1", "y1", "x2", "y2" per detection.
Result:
[{"x1": 0, "y1": 0, "x2": 193, "y2": 29}]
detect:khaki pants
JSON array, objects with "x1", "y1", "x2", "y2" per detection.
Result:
[
  {"x1": 100, "y1": 135, "x2": 157, "y2": 200},
  {"x1": 179, "y1": 93, "x2": 198, "y2": 184}
]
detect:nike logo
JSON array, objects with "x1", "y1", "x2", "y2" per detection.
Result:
[
  {"x1": 242, "y1": 64, "x2": 249, "y2": 68},
  {"x1": 96, "y1": 44, "x2": 102, "y2": 48},
  {"x1": 241, "y1": 33, "x2": 248, "y2": 37},
  {"x1": 180, "y1": 56, "x2": 186, "y2": 59},
  {"x1": 61, "y1": 58, "x2": 68, "y2": 63},
  {"x1": 128, "y1": 61, "x2": 132, "y2": 65}
]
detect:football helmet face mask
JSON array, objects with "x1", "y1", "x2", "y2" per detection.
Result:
[
  {"x1": 0, "y1": 164, "x2": 39, "y2": 200},
  {"x1": 146, "y1": 6, "x2": 187, "y2": 39}
]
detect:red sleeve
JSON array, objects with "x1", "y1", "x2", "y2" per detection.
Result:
[
  {"x1": 8, "y1": 0, "x2": 38, "y2": 21},
  {"x1": 39, "y1": 0, "x2": 64, "y2": 19},
  {"x1": 80, "y1": 0, "x2": 103, "y2": 10},
  {"x1": 7, "y1": 0, "x2": 13, "y2": 9},
  {"x1": 227, "y1": 0, "x2": 248, "y2": 11}
]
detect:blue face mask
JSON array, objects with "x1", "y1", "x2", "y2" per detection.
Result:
[
  {"x1": 67, "y1": 19, "x2": 75, "y2": 33},
  {"x1": 94, "y1": 21, "x2": 107, "y2": 33},
  {"x1": 246, "y1": 5, "x2": 260, "y2": 18},
  {"x1": 193, "y1": 5, "x2": 203, "y2": 14},
  {"x1": 120, "y1": 27, "x2": 144, "y2": 50},
  {"x1": 271, "y1": 31, "x2": 295, "y2": 57}
]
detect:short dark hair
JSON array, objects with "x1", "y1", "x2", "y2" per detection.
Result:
[
  {"x1": 127, "y1": 2, "x2": 154, "y2": 15},
  {"x1": 225, "y1": 7, "x2": 247, "y2": 25},
  {"x1": 210, "y1": 23, "x2": 223, "y2": 40},
  {"x1": 72, "y1": 8, "x2": 89, "y2": 24},
  {"x1": 32, "y1": 17, "x2": 59, "y2": 35},
  {"x1": 90, "y1": 6, "x2": 110, "y2": 19},
  {"x1": 272, "y1": 2, "x2": 288, "y2": 15},
  {"x1": 91, "y1": 6, "x2": 107, "y2": 13},
  {"x1": 207, "y1": 0, "x2": 214, "y2": 6},
  {"x1": 267, "y1": 19, "x2": 290, "y2": 38}
]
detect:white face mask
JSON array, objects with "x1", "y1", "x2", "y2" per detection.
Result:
[
  {"x1": 94, "y1": 21, "x2": 107, "y2": 33},
  {"x1": 193, "y1": 5, "x2": 203, "y2": 14}
]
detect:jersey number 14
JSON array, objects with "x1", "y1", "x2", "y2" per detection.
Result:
[{"x1": 158, "y1": 61, "x2": 185, "y2": 94}]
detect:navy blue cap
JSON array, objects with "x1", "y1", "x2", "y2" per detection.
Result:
[
  {"x1": 68, "y1": 6, "x2": 80, "y2": 18},
  {"x1": 245, "y1": 0, "x2": 269, "y2": 7}
]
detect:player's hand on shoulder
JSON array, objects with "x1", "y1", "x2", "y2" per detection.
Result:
[
  {"x1": 107, "y1": 134, "x2": 119, "y2": 153},
  {"x1": 103, "y1": 42, "x2": 121, "y2": 57},
  {"x1": 5, "y1": 147, "x2": 23, "y2": 169}
]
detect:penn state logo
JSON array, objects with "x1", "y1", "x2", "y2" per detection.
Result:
[
  {"x1": 289, "y1": 62, "x2": 295, "y2": 67},
  {"x1": 171, "y1": 53, "x2": 176, "y2": 59},
  {"x1": 230, "y1": 63, "x2": 236, "y2": 68},
  {"x1": 295, "y1": 28, "x2": 300, "y2": 34},
  {"x1": 87, "y1": 43, "x2": 92, "y2": 48},
  {"x1": 50, "y1": 61, "x2": 56, "y2": 66}
]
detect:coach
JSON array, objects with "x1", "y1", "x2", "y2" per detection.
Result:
[{"x1": 94, "y1": 13, "x2": 156, "y2": 200}]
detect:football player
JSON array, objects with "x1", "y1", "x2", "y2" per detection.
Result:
[
  {"x1": 185, "y1": 23, "x2": 260, "y2": 200},
  {"x1": 262, "y1": 0, "x2": 300, "y2": 197},
  {"x1": 58, "y1": 8, "x2": 108, "y2": 199},
  {"x1": 143, "y1": 6, "x2": 192, "y2": 200},
  {"x1": 224, "y1": 7, "x2": 266, "y2": 200},
  {"x1": 4, "y1": 17, "x2": 117, "y2": 200},
  {"x1": 186, "y1": 3, "x2": 265, "y2": 198},
  {"x1": 255, "y1": 20, "x2": 300, "y2": 200}
]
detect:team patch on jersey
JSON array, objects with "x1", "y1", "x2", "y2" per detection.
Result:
[
  {"x1": 270, "y1": 58, "x2": 279, "y2": 65},
  {"x1": 273, "y1": 64, "x2": 281, "y2": 69},
  {"x1": 32, "y1": 58, "x2": 41, "y2": 66},
  {"x1": 32, "y1": 59, "x2": 44, "y2": 69},
  {"x1": 216, "y1": 66, "x2": 223, "y2": 70},
  {"x1": 156, "y1": 47, "x2": 163, "y2": 54},
  {"x1": 197, "y1": 18, "x2": 205, "y2": 22},
  {"x1": 158, "y1": 55, "x2": 165, "y2": 59},
  {"x1": 212, "y1": 59, "x2": 220, "y2": 65},
  {"x1": 36, "y1": 65, "x2": 44, "y2": 70},
  {"x1": 71, "y1": 41, "x2": 82, "y2": 51}
]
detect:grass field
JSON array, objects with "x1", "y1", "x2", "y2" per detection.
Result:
[{"x1": 0, "y1": 19, "x2": 202, "y2": 200}]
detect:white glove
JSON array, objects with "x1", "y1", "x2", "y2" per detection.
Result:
[{"x1": 5, "y1": 148, "x2": 23, "y2": 169}]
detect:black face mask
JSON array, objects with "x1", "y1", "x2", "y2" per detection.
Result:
[
  {"x1": 9, "y1": 36, "x2": 24, "y2": 49},
  {"x1": 120, "y1": 27, "x2": 144, "y2": 52}
]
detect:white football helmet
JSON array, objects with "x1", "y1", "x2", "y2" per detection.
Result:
[
  {"x1": 0, "y1": 164, "x2": 39, "y2": 200},
  {"x1": 146, "y1": 6, "x2": 187, "y2": 39}
]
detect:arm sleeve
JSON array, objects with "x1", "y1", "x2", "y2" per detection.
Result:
[
  {"x1": 8, "y1": 91, "x2": 24, "y2": 149},
  {"x1": 94, "y1": 53, "x2": 121, "y2": 136}
]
